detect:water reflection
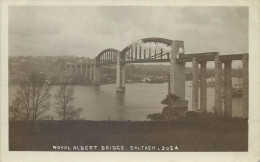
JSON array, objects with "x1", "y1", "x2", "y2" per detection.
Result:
[
  {"x1": 93, "y1": 85, "x2": 100, "y2": 91},
  {"x1": 115, "y1": 92, "x2": 125, "y2": 106}
]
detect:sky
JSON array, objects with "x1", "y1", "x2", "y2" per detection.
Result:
[{"x1": 9, "y1": 6, "x2": 248, "y2": 59}]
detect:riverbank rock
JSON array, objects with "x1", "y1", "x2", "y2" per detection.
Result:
[
  {"x1": 160, "y1": 94, "x2": 188, "y2": 120},
  {"x1": 161, "y1": 105, "x2": 188, "y2": 120}
]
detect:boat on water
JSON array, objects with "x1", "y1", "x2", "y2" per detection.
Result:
[
  {"x1": 150, "y1": 77, "x2": 165, "y2": 83},
  {"x1": 188, "y1": 77, "x2": 215, "y2": 87},
  {"x1": 142, "y1": 77, "x2": 165, "y2": 83}
]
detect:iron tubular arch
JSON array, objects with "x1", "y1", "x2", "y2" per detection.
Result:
[
  {"x1": 95, "y1": 38, "x2": 248, "y2": 66},
  {"x1": 96, "y1": 48, "x2": 120, "y2": 65},
  {"x1": 120, "y1": 37, "x2": 175, "y2": 64}
]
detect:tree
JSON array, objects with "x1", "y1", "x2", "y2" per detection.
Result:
[
  {"x1": 9, "y1": 72, "x2": 52, "y2": 121},
  {"x1": 54, "y1": 81, "x2": 82, "y2": 120},
  {"x1": 9, "y1": 98, "x2": 22, "y2": 121}
]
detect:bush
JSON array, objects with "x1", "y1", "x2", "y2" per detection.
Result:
[
  {"x1": 147, "y1": 113, "x2": 165, "y2": 121},
  {"x1": 185, "y1": 111, "x2": 198, "y2": 118}
]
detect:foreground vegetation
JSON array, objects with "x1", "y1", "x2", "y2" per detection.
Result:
[
  {"x1": 9, "y1": 119, "x2": 248, "y2": 151},
  {"x1": 9, "y1": 73, "x2": 82, "y2": 121}
]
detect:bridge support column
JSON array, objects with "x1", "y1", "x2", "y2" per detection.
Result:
[
  {"x1": 200, "y1": 61, "x2": 207, "y2": 112},
  {"x1": 93, "y1": 62, "x2": 100, "y2": 85},
  {"x1": 86, "y1": 60, "x2": 90, "y2": 82},
  {"x1": 89, "y1": 64, "x2": 93, "y2": 83},
  {"x1": 71, "y1": 65, "x2": 73, "y2": 75},
  {"x1": 170, "y1": 40, "x2": 185, "y2": 99},
  {"x1": 75, "y1": 64, "x2": 78, "y2": 75},
  {"x1": 116, "y1": 51, "x2": 125, "y2": 92},
  {"x1": 68, "y1": 65, "x2": 71, "y2": 76},
  {"x1": 85, "y1": 64, "x2": 88, "y2": 81},
  {"x1": 242, "y1": 54, "x2": 249, "y2": 118},
  {"x1": 81, "y1": 64, "x2": 85, "y2": 80},
  {"x1": 64, "y1": 64, "x2": 67, "y2": 73},
  {"x1": 224, "y1": 60, "x2": 232, "y2": 117},
  {"x1": 192, "y1": 57, "x2": 199, "y2": 112},
  {"x1": 80, "y1": 64, "x2": 83, "y2": 76},
  {"x1": 88, "y1": 64, "x2": 91, "y2": 82},
  {"x1": 215, "y1": 55, "x2": 223, "y2": 116},
  {"x1": 72, "y1": 64, "x2": 76, "y2": 76}
]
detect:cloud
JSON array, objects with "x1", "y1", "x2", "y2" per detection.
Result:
[
  {"x1": 9, "y1": 6, "x2": 62, "y2": 37},
  {"x1": 9, "y1": 6, "x2": 248, "y2": 58},
  {"x1": 174, "y1": 7, "x2": 212, "y2": 25}
]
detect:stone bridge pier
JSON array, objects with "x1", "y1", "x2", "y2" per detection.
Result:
[
  {"x1": 170, "y1": 40, "x2": 186, "y2": 99},
  {"x1": 116, "y1": 51, "x2": 125, "y2": 92},
  {"x1": 88, "y1": 62, "x2": 94, "y2": 83},
  {"x1": 93, "y1": 59, "x2": 100, "y2": 84},
  {"x1": 183, "y1": 53, "x2": 248, "y2": 118}
]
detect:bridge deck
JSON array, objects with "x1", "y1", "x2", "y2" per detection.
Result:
[
  {"x1": 177, "y1": 53, "x2": 248, "y2": 63},
  {"x1": 97, "y1": 53, "x2": 248, "y2": 65}
]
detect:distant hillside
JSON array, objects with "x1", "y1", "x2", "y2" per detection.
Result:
[{"x1": 9, "y1": 56, "x2": 242, "y2": 83}]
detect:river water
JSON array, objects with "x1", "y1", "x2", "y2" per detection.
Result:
[{"x1": 8, "y1": 80, "x2": 243, "y2": 121}]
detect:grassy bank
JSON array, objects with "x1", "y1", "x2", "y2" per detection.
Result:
[{"x1": 9, "y1": 119, "x2": 248, "y2": 151}]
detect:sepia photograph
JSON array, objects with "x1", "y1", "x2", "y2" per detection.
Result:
[{"x1": 1, "y1": 0, "x2": 260, "y2": 161}]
